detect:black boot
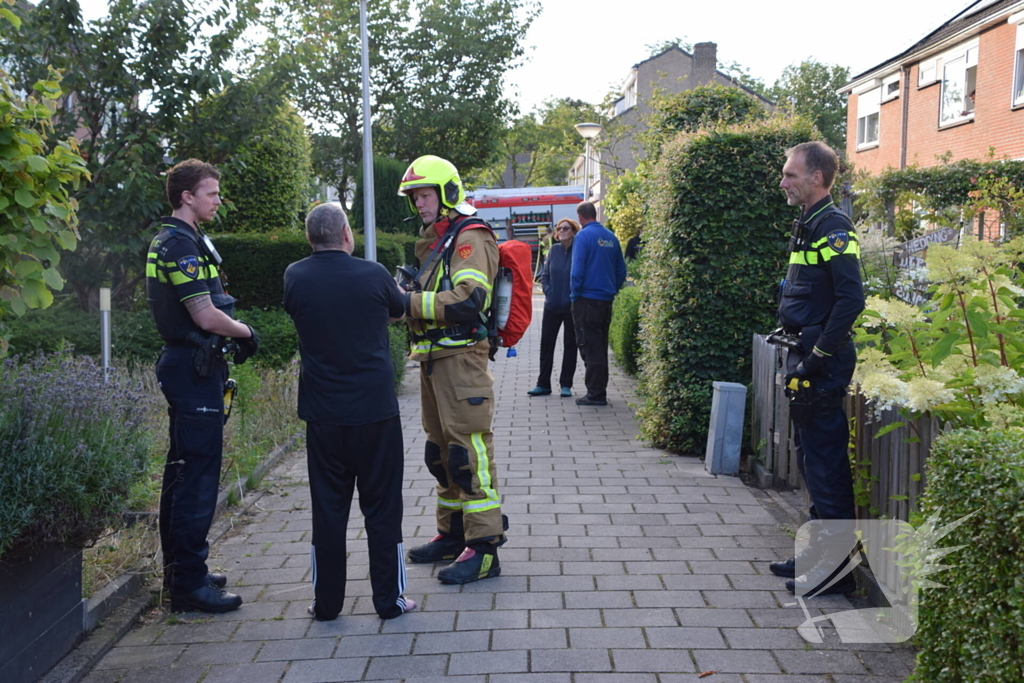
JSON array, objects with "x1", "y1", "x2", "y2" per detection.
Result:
[
  {"x1": 170, "y1": 585, "x2": 243, "y2": 613},
  {"x1": 207, "y1": 572, "x2": 227, "y2": 589},
  {"x1": 437, "y1": 543, "x2": 501, "y2": 585},
  {"x1": 785, "y1": 527, "x2": 858, "y2": 598},
  {"x1": 770, "y1": 520, "x2": 823, "y2": 578},
  {"x1": 408, "y1": 534, "x2": 465, "y2": 564}
]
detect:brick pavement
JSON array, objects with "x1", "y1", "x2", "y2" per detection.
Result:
[{"x1": 82, "y1": 295, "x2": 916, "y2": 682}]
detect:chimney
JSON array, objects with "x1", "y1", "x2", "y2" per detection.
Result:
[{"x1": 693, "y1": 41, "x2": 717, "y2": 86}]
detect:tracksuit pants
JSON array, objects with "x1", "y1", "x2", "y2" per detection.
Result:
[
  {"x1": 419, "y1": 349, "x2": 504, "y2": 544},
  {"x1": 306, "y1": 416, "x2": 408, "y2": 620}
]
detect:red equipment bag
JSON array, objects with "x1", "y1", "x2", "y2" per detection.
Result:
[{"x1": 496, "y1": 239, "x2": 533, "y2": 347}]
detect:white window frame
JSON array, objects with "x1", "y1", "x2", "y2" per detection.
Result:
[
  {"x1": 1012, "y1": 11, "x2": 1024, "y2": 107},
  {"x1": 856, "y1": 86, "x2": 881, "y2": 149},
  {"x1": 919, "y1": 57, "x2": 940, "y2": 87},
  {"x1": 881, "y1": 72, "x2": 901, "y2": 103},
  {"x1": 938, "y1": 38, "x2": 979, "y2": 126}
]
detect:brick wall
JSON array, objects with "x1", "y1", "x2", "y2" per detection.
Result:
[{"x1": 848, "y1": 20, "x2": 1024, "y2": 175}]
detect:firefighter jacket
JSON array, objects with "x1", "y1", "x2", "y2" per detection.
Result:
[
  {"x1": 407, "y1": 214, "x2": 499, "y2": 362},
  {"x1": 146, "y1": 217, "x2": 236, "y2": 344},
  {"x1": 777, "y1": 197, "x2": 865, "y2": 356}
]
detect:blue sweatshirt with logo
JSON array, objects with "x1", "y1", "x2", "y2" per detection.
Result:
[{"x1": 570, "y1": 221, "x2": 626, "y2": 302}]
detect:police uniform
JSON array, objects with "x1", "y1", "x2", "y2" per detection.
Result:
[
  {"x1": 146, "y1": 216, "x2": 235, "y2": 596},
  {"x1": 407, "y1": 215, "x2": 503, "y2": 546},
  {"x1": 777, "y1": 197, "x2": 865, "y2": 523}
]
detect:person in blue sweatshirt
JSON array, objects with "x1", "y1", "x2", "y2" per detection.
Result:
[
  {"x1": 529, "y1": 218, "x2": 581, "y2": 398},
  {"x1": 569, "y1": 201, "x2": 626, "y2": 406}
]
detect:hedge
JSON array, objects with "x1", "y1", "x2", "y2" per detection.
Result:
[
  {"x1": 913, "y1": 428, "x2": 1024, "y2": 681},
  {"x1": 213, "y1": 231, "x2": 405, "y2": 310},
  {"x1": 610, "y1": 285, "x2": 642, "y2": 376},
  {"x1": 636, "y1": 117, "x2": 816, "y2": 454}
]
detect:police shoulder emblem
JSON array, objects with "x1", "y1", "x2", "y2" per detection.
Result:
[
  {"x1": 177, "y1": 255, "x2": 201, "y2": 279},
  {"x1": 826, "y1": 230, "x2": 849, "y2": 254},
  {"x1": 458, "y1": 244, "x2": 473, "y2": 260}
]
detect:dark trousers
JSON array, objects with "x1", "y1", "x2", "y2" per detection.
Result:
[
  {"x1": 788, "y1": 341, "x2": 857, "y2": 522},
  {"x1": 306, "y1": 416, "x2": 407, "y2": 620},
  {"x1": 157, "y1": 347, "x2": 225, "y2": 594},
  {"x1": 537, "y1": 308, "x2": 577, "y2": 390},
  {"x1": 572, "y1": 297, "x2": 613, "y2": 401}
]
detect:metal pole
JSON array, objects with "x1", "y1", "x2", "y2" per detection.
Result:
[
  {"x1": 99, "y1": 287, "x2": 111, "y2": 383},
  {"x1": 585, "y1": 139, "x2": 592, "y2": 198},
  {"x1": 359, "y1": 0, "x2": 377, "y2": 262}
]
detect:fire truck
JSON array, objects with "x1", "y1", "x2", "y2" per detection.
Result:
[{"x1": 466, "y1": 185, "x2": 585, "y2": 251}]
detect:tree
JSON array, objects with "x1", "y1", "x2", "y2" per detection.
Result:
[
  {"x1": 769, "y1": 59, "x2": 851, "y2": 151},
  {"x1": 0, "y1": 11, "x2": 89, "y2": 354},
  {"x1": 604, "y1": 171, "x2": 645, "y2": 245},
  {"x1": 1, "y1": 0, "x2": 256, "y2": 310}
]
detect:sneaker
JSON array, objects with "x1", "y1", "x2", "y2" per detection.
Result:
[
  {"x1": 408, "y1": 534, "x2": 465, "y2": 564},
  {"x1": 527, "y1": 386, "x2": 552, "y2": 396},
  {"x1": 560, "y1": 387, "x2": 572, "y2": 397},
  {"x1": 170, "y1": 585, "x2": 242, "y2": 614},
  {"x1": 575, "y1": 395, "x2": 607, "y2": 406},
  {"x1": 437, "y1": 545, "x2": 501, "y2": 585}
]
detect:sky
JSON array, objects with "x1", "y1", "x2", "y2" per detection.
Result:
[{"x1": 79, "y1": 0, "x2": 978, "y2": 113}]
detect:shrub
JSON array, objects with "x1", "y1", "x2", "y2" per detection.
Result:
[
  {"x1": 389, "y1": 322, "x2": 409, "y2": 390},
  {"x1": 644, "y1": 83, "x2": 768, "y2": 160},
  {"x1": 0, "y1": 352, "x2": 152, "y2": 558},
  {"x1": 610, "y1": 285, "x2": 642, "y2": 376},
  {"x1": 350, "y1": 156, "x2": 414, "y2": 234},
  {"x1": 212, "y1": 231, "x2": 405, "y2": 310},
  {"x1": 914, "y1": 428, "x2": 1024, "y2": 681},
  {"x1": 636, "y1": 117, "x2": 815, "y2": 454},
  {"x1": 605, "y1": 171, "x2": 646, "y2": 247},
  {"x1": 238, "y1": 307, "x2": 298, "y2": 368}
]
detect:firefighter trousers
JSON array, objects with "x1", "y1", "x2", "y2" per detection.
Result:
[{"x1": 419, "y1": 348, "x2": 504, "y2": 544}]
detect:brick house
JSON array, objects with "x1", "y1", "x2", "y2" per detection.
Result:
[
  {"x1": 841, "y1": 0, "x2": 1024, "y2": 175},
  {"x1": 569, "y1": 42, "x2": 771, "y2": 214}
]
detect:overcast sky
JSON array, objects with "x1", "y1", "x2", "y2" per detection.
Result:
[{"x1": 79, "y1": 0, "x2": 977, "y2": 113}]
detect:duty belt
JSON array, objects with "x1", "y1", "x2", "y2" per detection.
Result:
[{"x1": 412, "y1": 323, "x2": 476, "y2": 343}]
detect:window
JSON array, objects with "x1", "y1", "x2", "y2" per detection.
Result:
[
  {"x1": 939, "y1": 40, "x2": 978, "y2": 125},
  {"x1": 1013, "y1": 14, "x2": 1024, "y2": 106},
  {"x1": 857, "y1": 87, "x2": 880, "y2": 149},
  {"x1": 919, "y1": 58, "x2": 939, "y2": 87},
  {"x1": 881, "y1": 73, "x2": 901, "y2": 103}
]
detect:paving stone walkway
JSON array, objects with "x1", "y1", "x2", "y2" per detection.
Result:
[{"x1": 82, "y1": 294, "x2": 915, "y2": 683}]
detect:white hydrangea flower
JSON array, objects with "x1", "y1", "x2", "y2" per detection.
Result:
[
  {"x1": 906, "y1": 377, "x2": 955, "y2": 413},
  {"x1": 854, "y1": 347, "x2": 900, "y2": 387},
  {"x1": 974, "y1": 364, "x2": 1024, "y2": 406},
  {"x1": 860, "y1": 372, "x2": 911, "y2": 416}
]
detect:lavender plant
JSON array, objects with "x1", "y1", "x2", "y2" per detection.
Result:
[
  {"x1": 852, "y1": 236, "x2": 1024, "y2": 430},
  {"x1": 0, "y1": 351, "x2": 152, "y2": 558}
]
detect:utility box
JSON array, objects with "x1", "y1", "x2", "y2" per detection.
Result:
[{"x1": 705, "y1": 381, "x2": 748, "y2": 475}]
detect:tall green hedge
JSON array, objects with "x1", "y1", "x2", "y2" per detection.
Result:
[
  {"x1": 636, "y1": 117, "x2": 815, "y2": 454},
  {"x1": 610, "y1": 285, "x2": 642, "y2": 376},
  {"x1": 913, "y1": 428, "x2": 1024, "y2": 681},
  {"x1": 351, "y1": 156, "x2": 414, "y2": 234},
  {"x1": 213, "y1": 231, "x2": 405, "y2": 310}
]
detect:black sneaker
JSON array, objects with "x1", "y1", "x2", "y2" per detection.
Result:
[
  {"x1": 575, "y1": 395, "x2": 607, "y2": 406},
  {"x1": 408, "y1": 534, "x2": 465, "y2": 564},
  {"x1": 170, "y1": 585, "x2": 243, "y2": 613},
  {"x1": 437, "y1": 544, "x2": 501, "y2": 585}
]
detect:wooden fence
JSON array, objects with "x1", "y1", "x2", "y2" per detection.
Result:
[{"x1": 750, "y1": 333, "x2": 943, "y2": 522}]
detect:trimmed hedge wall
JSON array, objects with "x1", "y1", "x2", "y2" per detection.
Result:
[
  {"x1": 636, "y1": 117, "x2": 815, "y2": 454},
  {"x1": 610, "y1": 285, "x2": 642, "y2": 377},
  {"x1": 914, "y1": 428, "x2": 1024, "y2": 681},
  {"x1": 213, "y1": 231, "x2": 405, "y2": 310}
]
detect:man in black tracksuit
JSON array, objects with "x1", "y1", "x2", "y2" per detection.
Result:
[
  {"x1": 147, "y1": 159, "x2": 259, "y2": 614},
  {"x1": 284, "y1": 202, "x2": 415, "y2": 620},
  {"x1": 770, "y1": 141, "x2": 865, "y2": 597}
]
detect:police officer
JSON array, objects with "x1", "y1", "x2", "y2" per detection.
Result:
[
  {"x1": 771, "y1": 142, "x2": 865, "y2": 597},
  {"x1": 397, "y1": 155, "x2": 506, "y2": 585},
  {"x1": 146, "y1": 159, "x2": 259, "y2": 613}
]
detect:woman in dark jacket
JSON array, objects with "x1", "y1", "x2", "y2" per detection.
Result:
[{"x1": 528, "y1": 219, "x2": 580, "y2": 397}]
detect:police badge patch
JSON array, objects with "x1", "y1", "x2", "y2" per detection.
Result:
[
  {"x1": 177, "y1": 255, "x2": 201, "y2": 279},
  {"x1": 826, "y1": 230, "x2": 849, "y2": 254}
]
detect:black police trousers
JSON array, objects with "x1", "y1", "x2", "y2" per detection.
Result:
[
  {"x1": 306, "y1": 416, "x2": 407, "y2": 620},
  {"x1": 787, "y1": 341, "x2": 857, "y2": 522},
  {"x1": 156, "y1": 346, "x2": 226, "y2": 595},
  {"x1": 572, "y1": 297, "x2": 613, "y2": 401}
]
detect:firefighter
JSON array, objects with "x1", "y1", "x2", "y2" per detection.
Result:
[{"x1": 398, "y1": 155, "x2": 506, "y2": 584}]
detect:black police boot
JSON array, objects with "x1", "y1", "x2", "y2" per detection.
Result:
[
  {"x1": 407, "y1": 533, "x2": 465, "y2": 564},
  {"x1": 170, "y1": 585, "x2": 243, "y2": 613},
  {"x1": 437, "y1": 542, "x2": 501, "y2": 585},
  {"x1": 770, "y1": 542, "x2": 824, "y2": 578},
  {"x1": 785, "y1": 529, "x2": 858, "y2": 598},
  {"x1": 208, "y1": 572, "x2": 227, "y2": 589}
]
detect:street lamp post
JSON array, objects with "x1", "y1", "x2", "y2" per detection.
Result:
[
  {"x1": 574, "y1": 122, "x2": 603, "y2": 199},
  {"x1": 359, "y1": 0, "x2": 376, "y2": 262}
]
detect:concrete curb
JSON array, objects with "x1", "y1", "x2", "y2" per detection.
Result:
[{"x1": 39, "y1": 432, "x2": 303, "y2": 683}]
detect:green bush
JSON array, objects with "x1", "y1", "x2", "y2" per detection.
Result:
[
  {"x1": 351, "y1": 156, "x2": 415, "y2": 234},
  {"x1": 610, "y1": 285, "x2": 642, "y2": 376},
  {"x1": 213, "y1": 231, "x2": 405, "y2": 310},
  {"x1": 913, "y1": 428, "x2": 1024, "y2": 681},
  {"x1": 238, "y1": 307, "x2": 298, "y2": 368},
  {"x1": 388, "y1": 322, "x2": 409, "y2": 390},
  {"x1": 636, "y1": 117, "x2": 815, "y2": 454},
  {"x1": 0, "y1": 352, "x2": 152, "y2": 558},
  {"x1": 645, "y1": 83, "x2": 768, "y2": 160}
]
